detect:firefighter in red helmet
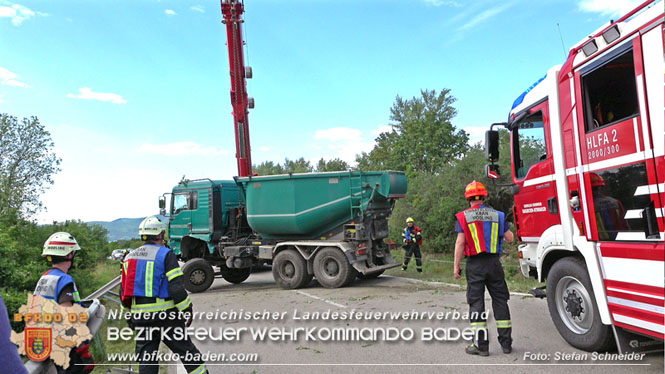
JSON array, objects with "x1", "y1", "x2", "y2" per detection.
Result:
[{"x1": 454, "y1": 181, "x2": 514, "y2": 356}]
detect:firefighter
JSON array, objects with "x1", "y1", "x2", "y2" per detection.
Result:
[
  {"x1": 401, "y1": 217, "x2": 423, "y2": 272},
  {"x1": 453, "y1": 181, "x2": 514, "y2": 356},
  {"x1": 121, "y1": 216, "x2": 207, "y2": 374},
  {"x1": 35, "y1": 232, "x2": 94, "y2": 374},
  {"x1": 590, "y1": 173, "x2": 629, "y2": 240}
]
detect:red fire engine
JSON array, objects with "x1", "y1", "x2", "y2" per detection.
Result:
[{"x1": 485, "y1": 0, "x2": 664, "y2": 352}]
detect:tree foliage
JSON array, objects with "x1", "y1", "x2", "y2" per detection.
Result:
[
  {"x1": 0, "y1": 114, "x2": 61, "y2": 218},
  {"x1": 253, "y1": 157, "x2": 350, "y2": 176},
  {"x1": 356, "y1": 89, "x2": 469, "y2": 175},
  {"x1": 0, "y1": 218, "x2": 111, "y2": 327}
]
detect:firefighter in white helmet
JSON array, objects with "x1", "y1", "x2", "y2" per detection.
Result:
[
  {"x1": 35, "y1": 232, "x2": 82, "y2": 306},
  {"x1": 121, "y1": 216, "x2": 207, "y2": 374},
  {"x1": 34, "y1": 232, "x2": 94, "y2": 373}
]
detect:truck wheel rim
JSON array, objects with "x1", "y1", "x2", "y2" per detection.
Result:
[
  {"x1": 190, "y1": 269, "x2": 206, "y2": 285},
  {"x1": 322, "y1": 257, "x2": 340, "y2": 277},
  {"x1": 555, "y1": 275, "x2": 594, "y2": 334},
  {"x1": 280, "y1": 262, "x2": 295, "y2": 279}
]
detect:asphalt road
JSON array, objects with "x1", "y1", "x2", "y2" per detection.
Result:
[{"x1": 165, "y1": 269, "x2": 663, "y2": 374}]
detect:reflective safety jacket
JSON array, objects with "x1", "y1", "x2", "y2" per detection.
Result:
[
  {"x1": 121, "y1": 244, "x2": 190, "y2": 313},
  {"x1": 34, "y1": 268, "x2": 81, "y2": 303},
  {"x1": 456, "y1": 205, "x2": 506, "y2": 256},
  {"x1": 402, "y1": 226, "x2": 423, "y2": 245}
]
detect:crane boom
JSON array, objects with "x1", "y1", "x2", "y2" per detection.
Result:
[{"x1": 221, "y1": 0, "x2": 252, "y2": 177}]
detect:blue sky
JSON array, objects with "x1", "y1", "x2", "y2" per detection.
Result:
[{"x1": 0, "y1": 0, "x2": 645, "y2": 223}]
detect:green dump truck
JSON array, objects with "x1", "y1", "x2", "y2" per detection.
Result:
[{"x1": 161, "y1": 170, "x2": 407, "y2": 292}]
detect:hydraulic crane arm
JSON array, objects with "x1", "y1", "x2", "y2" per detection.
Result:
[{"x1": 221, "y1": 0, "x2": 253, "y2": 177}]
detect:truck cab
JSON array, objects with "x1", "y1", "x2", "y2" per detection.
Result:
[{"x1": 165, "y1": 179, "x2": 247, "y2": 261}]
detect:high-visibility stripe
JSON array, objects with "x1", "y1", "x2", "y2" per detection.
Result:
[
  {"x1": 176, "y1": 296, "x2": 192, "y2": 311},
  {"x1": 166, "y1": 267, "x2": 183, "y2": 281},
  {"x1": 189, "y1": 364, "x2": 207, "y2": 374},
  {"x1": 490, "y1": 222, "x2": 498, "y2": 253},
  {"x1": 145, "y1": 262, "x2": 154, "y2": 297},
  {"x1": 496, "y1": 320, "x2": 512, "y2": 328},
  {"x1": 470, "y1": 321, "x2": 487, "y2": 329},
  {"x1": 123, "y1": 262, "x2": 128, "y2": 274},
  {"x1": 468, "y1": 224, "x2": 482, "y2": 254},
  {"x1": 130, "y1": 298, "x2": 174, "y2": 313},
  {"x1": 72, "y1": 291, "x2": 81, "y2": 302}
]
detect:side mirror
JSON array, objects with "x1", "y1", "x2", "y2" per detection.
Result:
[
  {"x1": 159, "y1": 196, "x2": 166, "y2": 209},
  {"x1": 486, "y1": 164, "x2": 500, "y2": 179},
  {"x1": 485, "y1": 130, "x2": 500, "y2": 162}
]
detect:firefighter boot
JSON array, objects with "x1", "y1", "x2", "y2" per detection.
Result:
[{"x1": 465, "y1": 344, "x2": 489, "y2": 357}]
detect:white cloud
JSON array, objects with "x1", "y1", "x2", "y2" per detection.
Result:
[
  {"x1": 0, "y1": 66, "x2": 28, "y2": 87},
  {"x1": 164, "y1": 9, "x2": 176, "y2": 16},
  {"x1": 0, "y1": 2, "x2": 36, "y2": 25},
  {"x1": 457, "y1": 3, "x2": 513, "y2": 31},
  {"x1": 424, "y1": 0, "x2": 461, "y2": 7},
  {"x1": 371, "y1": 125, "x2": 393, "y2": 135},
  {"x1": 463, "y1": 125, "x2": 487, "y2": 145},
  {"x1": 313, "y1": 127, "x2": 363, "y2": 141},
  {"x1": 259, "y1": 146, "x2": 271, "y2": 152},
  {"x1": 137, "y1": 141, "x2": 230, "y2": 156},
  {"x1": 578, "y1": 0, "x2": 642, "y2": 17},
  {"x1": 66, "y1": 87, "x2": 127, "y2": 104},
  {"x1": 190, "y1": 5, "x2": 205, "y2": 13},
  {"x1": 312, "y1": 127, "x2": 375, "y2": 164}
]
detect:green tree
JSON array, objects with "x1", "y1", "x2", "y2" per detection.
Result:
[
  {"x1": 253, "y1": 161, "x2": 284, "y2": 175},
  {"x1": 356, "y1": 89, "x2": 469, "y2": 175},
  {"x1": 0, "y1": 114, "x2": 61, "y2": 218},
  {"x1": 283, "y1": 157, "x2": 313, "y2": 173},
  {"x1": 315, "y1": 158, "x2": 349, "y2": 172}
]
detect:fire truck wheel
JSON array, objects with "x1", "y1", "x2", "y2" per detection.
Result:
[
  {"x1": 182, "y1": 258, "x2": 215, "y2": 293},
  {"x1": 546, "y1": 256, "x2": 614, "y2": 351},
  {"x1": 222, "y1": 267, "x2": 251, "y2": 284},
  {"x1": 272, "y1": 249, "x2": 311, "y2": 289},
  {"x1": 313, "y1": 247, "x2": 355, "y2": 288}
]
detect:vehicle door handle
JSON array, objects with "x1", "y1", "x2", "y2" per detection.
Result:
[
  {"x1": 187, "y1": 223, "x2": 192, "y2": 230},
  {"x1": 547, "y1": 197, "x2": 558, "y2": 214}
]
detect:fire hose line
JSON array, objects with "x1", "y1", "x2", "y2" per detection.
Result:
[{"x1": 390, "y1": 254, "x2": 520, "y2": 268}]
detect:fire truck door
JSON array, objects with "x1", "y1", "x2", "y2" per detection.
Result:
[
  {"x1": 510, "y1": 101, "x2": 561, "y2": 242},
  {"x1": 575, "y1": 36, "x2": 664, "y2": 242}
]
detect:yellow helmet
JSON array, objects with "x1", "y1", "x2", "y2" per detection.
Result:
[{"x1": 406, "y1": 217, "x2": 415, "y2": 223}]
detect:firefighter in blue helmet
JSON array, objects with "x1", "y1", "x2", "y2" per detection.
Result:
[
  {"x1": 121, "y1": 216, "x2": 207, "y2": 374},
  {"x1": 34, "y1": 232, "x2": 94, "y2": 373},
  {"x1": 402, "y1": 217, "x2": 423, "y2": 272}
]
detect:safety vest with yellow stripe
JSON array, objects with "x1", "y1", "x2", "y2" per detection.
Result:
[
  {"x1": 456, "y1": 205, "x2": 505, "y2": 256},
  {"x1": 121, "y1": 244, "x2": 187, "y2": 313}
]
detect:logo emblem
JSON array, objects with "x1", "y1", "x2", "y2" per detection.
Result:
[{"x1": 25, "y1": 327, "x2": 52, "y2": 361}]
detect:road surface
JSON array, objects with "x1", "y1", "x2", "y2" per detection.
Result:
[{"x1": 161, "y1": 269, "x2": 663, "y2": 374}]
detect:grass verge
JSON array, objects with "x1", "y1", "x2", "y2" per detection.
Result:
[{"x1": 386, "y1": 242, "x2": 541, "y2": 294}]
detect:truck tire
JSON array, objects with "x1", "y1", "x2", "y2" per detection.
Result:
[
  {"x1": 313, "y1": 247, "x2": 355, "y2": 288},
  {"x1": 546, "y1": 256, "x2": 614, "y2": 351},
  {"x1": 272, "y1": 249, "x2": 312, "y2": 289},
  {"x1": 222, "y1": 267, "x2": 251, "y2": 284},
  {"x1": 182, "y1": 258, "x2": 215, "y2": 293}
]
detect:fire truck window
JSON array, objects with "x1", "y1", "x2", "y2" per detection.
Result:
[
  {"x1": 512, "y1": 111, "x2": 547, "y2": 179},
  {"x1": 582, "y1": 49, "x2": 639, "y2": 132},
  {"x1": 590, "y1": 163, "x2": 650, "y2": 241}
]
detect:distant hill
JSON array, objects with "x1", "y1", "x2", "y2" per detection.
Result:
[{"x1": 89, "y1": 216, "x2": 166, "y2": 242}]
